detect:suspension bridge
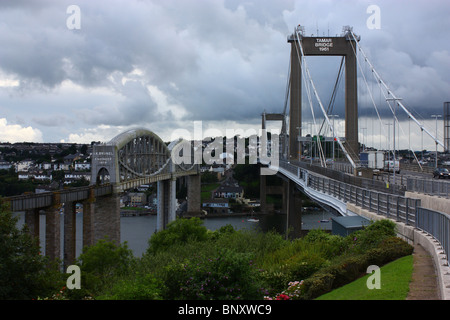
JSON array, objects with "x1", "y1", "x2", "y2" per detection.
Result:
[{"x1": 260, "y1": 24, "x2": 450, "y2": 299}]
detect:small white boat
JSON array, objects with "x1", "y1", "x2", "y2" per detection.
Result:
[{"x1": 247, "y1": 218, "x2": 259, "y2": 223}]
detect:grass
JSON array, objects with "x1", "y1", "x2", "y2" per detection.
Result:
[{"x1": 316, "y1": 255, "x2": 413, "y2": 300}]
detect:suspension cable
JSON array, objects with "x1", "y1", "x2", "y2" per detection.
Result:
[
  {"x1": 293, "y1": 37, "x2": 326, "y2": 167},
  {"x1": 349, "y1": 31, "x2": 444, "y2": 149}
]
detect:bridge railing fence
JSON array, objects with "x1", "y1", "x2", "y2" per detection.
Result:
[
  {"x1": 407, "y1": 177, "x2": 450, "y2": 198},
  {"x1": 278, "y1": 160, "x2": 448, "y2": 265},
  {"x1": 416, "y1": 207, "x2": 450, "y2": 266},
  {"x1": 291, "y1": 164, "x2": 420, "y2": 226}
]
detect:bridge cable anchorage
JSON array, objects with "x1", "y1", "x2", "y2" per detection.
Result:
[
  {"x1": 294, "y1": 29, "x2": 357, "y2": 169},
  {"x1": 349, "y1": 31, "x2": 445, "y2": 150}
]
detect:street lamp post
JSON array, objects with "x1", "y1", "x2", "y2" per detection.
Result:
[
  {"x1": 385, "y1": 122, "x2": 393, "y2": 185},
  {"x1": 431, "y1": 115, "x2": 442, "y2": 168}
]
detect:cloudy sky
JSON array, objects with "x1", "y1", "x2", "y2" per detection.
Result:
[{"x1": 0, "y1": 0, "x2": 449, "y2": 151}]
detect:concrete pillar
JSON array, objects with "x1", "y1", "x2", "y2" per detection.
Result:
[
  {"x1": 157, "y1": 178, "x2": 178, "y2": 231},
  {"x1": 64, "y1": 202, "x2": 76, "y2": 268},
  {"x1": 187, "y1": 174, "x2": 202, "y2": 216},
  {"x1": 45, "y1": 195, "x2": 61, "y2": 261},
  {"x1": 345, "y1": 49, "x2": 359, "y2": 156},
  {"x1": 289, "y1": 41, "x2": 302, "y2": 160},
  {"x1": 286, "y1": 180, "x2": 302, "y2": 239},
  {"x1": 157, "y1": 180, "x2": 166, "y2": 231},
  {"x1": 282, "y1": 180, "x2": 288, "y2": 214},
  {"x1": 94, "y1": 191, "x2": 120, "y2": 245},
  {"x1": 25, "y1": 208, "x2": 40, "y2": 240},
  {"x1": 260, "y1": 173, "x2": 267, "y2": 214},
  {"x1": 82, "y1": 187, "x2": 96, "y2": 248},
  {"x1": 169, "y1": 178, "x2": 177, "y2": 223}
]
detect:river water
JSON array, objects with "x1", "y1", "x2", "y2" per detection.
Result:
[{"x1": 14, "y1": 209, "x2": 334, "y2": 258}]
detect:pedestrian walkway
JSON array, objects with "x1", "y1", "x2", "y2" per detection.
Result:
[{"x1": 406, "y1": 243, "x2": 440, "y2": 300}]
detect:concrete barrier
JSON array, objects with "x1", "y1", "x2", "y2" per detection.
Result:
[{"x1": 405, "y1": 192, "x2": 450, "y2": 215}]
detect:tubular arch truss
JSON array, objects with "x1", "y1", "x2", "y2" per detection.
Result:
[{"x1": 101, "y1": 128, "x2": 196, "y2": 185}]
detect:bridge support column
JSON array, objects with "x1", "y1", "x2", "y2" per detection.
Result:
[
  {"x1": 157, "y1": 179, "x2": 177, "y2": 231},
  {"x1": 260, "y1": 174, "x2": 267, "y2": 214},
  {"x1": 94, "y1": 191, "x2": 120, "y2": 245},
  {"x1": 82, "y1": 188, "x2": 96, "y2": 248},
  {"x1": 286, "y1": 180, "x2": 302, "y2": 239},
  {"x1": 187, "y1": 174, "x2": 202, "y2": 216},
  {"x1": 45, "y1": 197, "x2": 61, "y2": 261},
  {"x1": 25, "y1": 208, "x2": 40, "y2": 240},
  {"x1": 64, "y1": 202, "x2": 76, "y2": 268}
]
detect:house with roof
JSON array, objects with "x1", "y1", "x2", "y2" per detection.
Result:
[
  {"x1": 214, "y1": 184, "x2": 244, "y2": 199},
  {"x1": 202, "y1": 198, "x2": 229, "y2": 214}
]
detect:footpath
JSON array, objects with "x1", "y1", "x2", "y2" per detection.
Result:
[{"x1": 406, "y1": 243, "x2": 440, "y2": 300}]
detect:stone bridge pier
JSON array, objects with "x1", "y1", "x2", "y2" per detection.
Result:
[
  {"x1": 260, "y1": 171, "x2": 303, "y2": 239},
  {"x1": 22, "y1": 186, "x2": 121, "y2": 268}
]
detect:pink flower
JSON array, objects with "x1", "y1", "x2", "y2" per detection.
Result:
[{"x1": 276, "y1": 294, "x2": 290, "y2": 300}]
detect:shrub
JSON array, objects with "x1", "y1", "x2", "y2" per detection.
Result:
[
  {"x1": 304, "y1": 229, "x2": 348, "y2": 258},
  {"x1": 365, "y1": 236, "x2": 414, "y2": 266},
  {"x1": 300, "y1": 235, "x2": 414, "y2": 300},
  {"x1": 209, "y1": 224, "x2": 236, "y2": 241},
  {"x1": 70, "y1": 238, "x2": 134, "y2": 299},
  {"x1": 259, "y1": 265, "x2": 292, "y2": 296},
  {"x1": 98, "y1": 273, "x2": 163, "y2": 300},
  {"x1": 162, "y1": 248, "x2": 265, "y2": 300},
  {"x1": 347, "y1": 219, "x2": 397, "y2": 253},
  {"x1": 287, "y1": 252, "x2": 328, "y2": 281},
  {"x1": 148, "y1": 217, "x2": 208, "y2": 254},
  {"x1": 304, "y1": 229, "x2": 331, "y2": 243}
]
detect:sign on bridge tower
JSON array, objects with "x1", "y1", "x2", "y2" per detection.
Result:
[{"x1": 288, "y1": 26, "x2": 360, "y2": 161}]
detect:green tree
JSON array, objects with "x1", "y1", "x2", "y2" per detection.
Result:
[
  {"x1": 71, "y1": 238, "x2": 134, "y2": 298},
  {"x1": 201, "y1": 171, "x2": 218, "y2": 183},
  {"x1": 147, "y1": 218, "x2": 209, "y2": 254},
  {"x1": 0, "y1": 199, "x2": 62, "y2": 299}
]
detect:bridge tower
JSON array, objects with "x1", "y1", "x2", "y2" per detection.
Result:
[{"x1": 288, "y1": 26, "x2": 360, "y2": 161}]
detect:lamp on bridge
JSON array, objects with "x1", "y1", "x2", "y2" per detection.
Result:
[{"x1": 431, "y1": 114, "x2": 442, "y2": 168}]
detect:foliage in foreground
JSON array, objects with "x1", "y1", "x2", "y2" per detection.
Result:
[
  {"x1": 3, "y1": 211, "x2": 414, "y2": 300},
  {"x1": 0, "y1": 200, "x2": 62, "y2": 300}
]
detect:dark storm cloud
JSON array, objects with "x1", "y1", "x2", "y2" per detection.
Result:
[{"x1": 0, "y1": 0, "x2": 448, "y2": 145}]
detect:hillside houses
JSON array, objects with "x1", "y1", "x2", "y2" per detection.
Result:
[{"x1": 0, "y1": 142, "x2": 92, "y2": 188}]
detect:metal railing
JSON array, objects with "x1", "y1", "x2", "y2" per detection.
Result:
[
  {"x1": 407, "y1": 177, "x2": 450, "y2": 198},
  {"x1": 307, "y1": 173, "x2": 419, "y2": 226},
  {"x1": 277, "y1": 160, "x2": 449, "y2": 266},
  {"x1": 279, "y1": 160, "x2": 419, "y2": 225},
  {"x1": 416, "y1": 207, "x2": 450, "y2": 266},
  {"x1": 280, "y1": 162, "x2": 450, "y2": 264}
]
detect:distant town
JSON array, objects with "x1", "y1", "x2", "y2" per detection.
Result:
[{"x1": 0, "y1": 140, "x2": 263, "y2": 216}]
